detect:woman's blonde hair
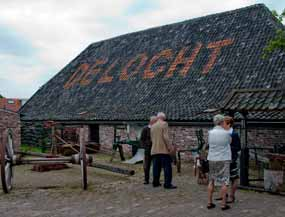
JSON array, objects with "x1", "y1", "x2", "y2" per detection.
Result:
[{"x1": 224, "y1": 116, "x2": 234, "y2": 127}]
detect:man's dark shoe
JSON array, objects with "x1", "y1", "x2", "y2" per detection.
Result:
[
  {"x1": 152, "y1": 183, "x2": 161, "y2": 187},
  {"x1": 164, "y1": 185, "x2": 177, "y2": 189},
  {"x1": 144, "y1": 181, "x2": 149, "y2": 185}
]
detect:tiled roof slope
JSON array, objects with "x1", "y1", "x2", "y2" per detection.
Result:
[
  {"x1": 20, "y1": 4, "x2": 285, "y2": 122},
  {"x1": 223, "y1": 88, "x2": 285, "y2": 111},
  {"x1": 192, "y1": 110, "x2": 285, "y2": 121}
]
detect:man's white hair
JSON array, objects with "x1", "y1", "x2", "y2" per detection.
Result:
[
  {"x1": 157, "y1": 112, "x2": 166, "y2": 120},
  {"x1": 213, "y1": 114, "x2": 225, "y2": 126},
  {"x1": 150, "y1": 116, "x2": 157, "y2": 122}
]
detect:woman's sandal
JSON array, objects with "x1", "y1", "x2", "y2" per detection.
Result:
[
  {"x1": 221, "y1": 204, "x2": 231, "y2": 211},
  {"x1": 207, "y1": 203, "x2": 216, "y2": 209}
]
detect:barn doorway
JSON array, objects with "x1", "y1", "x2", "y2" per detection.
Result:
[{"x1": 89, "y1": 124, "x2": 99, "y2": 143}]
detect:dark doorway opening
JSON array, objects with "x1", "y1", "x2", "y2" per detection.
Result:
[{"x1": 89, "y1": 124, "x2": 99, "y2": 143}]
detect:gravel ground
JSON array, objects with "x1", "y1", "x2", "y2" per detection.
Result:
[{"x1": 1, "y1": 154, "x2": 285, "y2": 217}]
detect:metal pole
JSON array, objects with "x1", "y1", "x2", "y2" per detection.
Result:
[{"x1": 18, "y1": 157, "x2": 72, "y2": 165}]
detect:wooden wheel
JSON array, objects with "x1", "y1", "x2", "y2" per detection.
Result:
[
  {"x1": 1, "y1": 129, "x2": 14, "y2": 193},
  {"x1": 80, "y1": 128, "x2": 87, "y2": 190}
]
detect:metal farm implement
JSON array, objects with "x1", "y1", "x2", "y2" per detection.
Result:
[{"x1": 0, "y1": 127, "x2": 134, "y2": 194}]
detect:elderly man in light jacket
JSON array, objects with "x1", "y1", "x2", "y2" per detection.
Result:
[{"x1": 151, "y1": 112, "x2": 177, "y2": 189}]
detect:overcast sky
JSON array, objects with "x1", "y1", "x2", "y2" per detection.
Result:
[{"x1": 0, "y1": 0, "x2": 284, "y2": 98}]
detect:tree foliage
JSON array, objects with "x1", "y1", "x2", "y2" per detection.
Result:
[{"x1": 263, "y1": 9, "x2": 285, "y2": 58}]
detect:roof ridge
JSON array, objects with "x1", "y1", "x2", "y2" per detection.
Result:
[{"x1": 88, "y1": 4, "x2": 270, "y2": 48}]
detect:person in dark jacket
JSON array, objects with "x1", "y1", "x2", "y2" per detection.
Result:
[
  {"x1": 224, "y1": 116, "x2": 241, "y2": 203},
  {"x1": 140, "y1": 116, "x2": 157, "y2": 184}
]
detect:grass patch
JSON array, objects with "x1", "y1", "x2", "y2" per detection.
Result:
[{"x1": 20, "y1": 144, "x2": 49, "y2": 153}]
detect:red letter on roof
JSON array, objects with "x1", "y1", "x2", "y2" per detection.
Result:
[
  {"x1": 165, "y1": 43, "x2": 202, "y2": 78},
  {"x1": 64, "y1": 63, "x2": 90, "y2": 89},
  {"x1": 202, "y1": 39, "x2": 234, "y2": 74},
  {"x1": 80, "y1": 59, "x2": 106, "y2": 86},
  {"x1": 143, "y1": 49, "x2": 173, "y2": 79},
  {"x1": 120, "y1": 53, "x2": 148, "y2": 80},
  {"x1": 97, "y1": 59, "x2": 118, "y2": 83}
]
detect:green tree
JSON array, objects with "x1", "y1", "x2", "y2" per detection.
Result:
[
  {"x1": 0, "y1": 94, "x2": 3, "y2": 98},
  {"x1": 263, "y1": 9, "x2": 285, "y2": 58}
]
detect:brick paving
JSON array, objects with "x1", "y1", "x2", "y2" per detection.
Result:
[{"x1": 1, "y1": 156, "x2": 285, "y2": 217}]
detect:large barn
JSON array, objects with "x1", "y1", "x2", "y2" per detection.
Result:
[{"x1": 20, "y1": 4, "x2": 285, "y2": 153}]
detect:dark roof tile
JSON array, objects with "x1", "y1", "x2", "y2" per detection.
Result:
[{"x1": 223, "y1": 88, "x2": 285, "y2": 112}]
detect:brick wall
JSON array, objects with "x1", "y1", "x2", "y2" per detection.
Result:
[
  {"x1": 247, "y1": 127, "x2": 285, "y2": 147},
  {"x1": 169, "y1": 126, "x2": 210, "y2": 160},
  {"x1": 169, "y1": 126, "x2": 210, "y2": 149},
  {"x1": 0, "y1": 109, "x2": 21, "y2": 151},
  {"x1": 99, "y1": 124, "x2": 142, "y2": 155},
  {"x1": 20, "y1": 122, "x2": 285, "y2": 158},
  {"x1": 99, "y1": 125, "x2": 114, "y2": 152},
  {"x1": 98, "y1": 124, "x2": 211, "y2": 158},
  {"x1": 98, "y1": 124, "x2": 285, "y2": 160}
]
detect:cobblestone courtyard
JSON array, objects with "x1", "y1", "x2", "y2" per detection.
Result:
[{"x1": 1, "y1": 155, "x2": 285, "y2": 217}]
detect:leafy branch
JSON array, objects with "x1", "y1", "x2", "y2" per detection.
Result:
[{"x1": 263, "y1": 9, "x2": 285, "y2": 58}]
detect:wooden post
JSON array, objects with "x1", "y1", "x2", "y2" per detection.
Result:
[
  {"x1": 79, "y1": 126, "x2": 87, "y2": 190},
  {"x1": 240, "y1": 112, "x2": 249, "y2": 186},
  {"x1": 118, "y1": 145, "x2": 125, "y2": 161},
  {"x1": 51, "y1": 126, "x2": 57, "y2": 155}
]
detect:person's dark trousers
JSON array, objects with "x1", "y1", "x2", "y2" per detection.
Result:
[
  {"x1": 161, "y1": 154, "x2": 173, "y2": 188},
  {"x1": 152, "y1": 154, "x2": 172, "y2": 187},
  {"x1": 152, "y1": 154, "x2": 162, "y2": 186},
  {"x1": 144, "y1": 148, "x2": 152, "y2": 183}
]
